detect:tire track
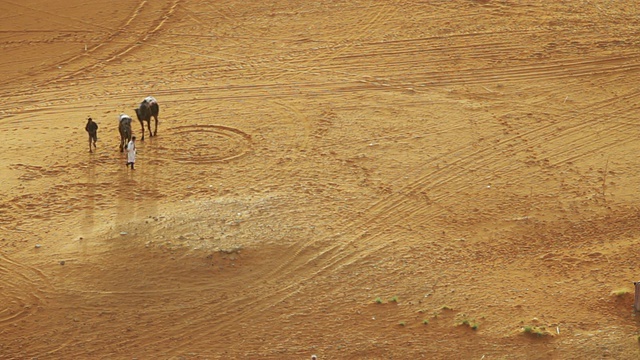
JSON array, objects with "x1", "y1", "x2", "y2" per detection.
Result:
[
  {"x1": 0, "y1": 0, "x2": 181, "y2": 100},
  {"x1": 124, "y1": 5, "x2": 640, "y2": 353},
  {"x1": 45, "y1": 0, "x2": 182, "y2": 85},
  {"x1": 0, "y1": 253, "x2": 51, "y2": 326},
  {"x1": 269, "y1": 100, "x2": 312, "y2": 151},
  {"x1": 150, "y1": 124, "x2": 252, "y2": 163},
  {"x1": 6, "y1": 1, "x2": 640, "y2": 356},
  {"x1": 175, "y1": 79, "x2": 640, "y2": 350}
]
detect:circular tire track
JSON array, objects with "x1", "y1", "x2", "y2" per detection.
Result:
[
  {"x1": 0, "y1": 254, "x2": 49, "y2": 326},
  {"x1": 156, "y1": 125, "x2": 252, "y2": 163}
]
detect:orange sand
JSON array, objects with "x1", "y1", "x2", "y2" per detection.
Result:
[{"x1": 2, "y1": 1, "x2": 640, "y2": 359}]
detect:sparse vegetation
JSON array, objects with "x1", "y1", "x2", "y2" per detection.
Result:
[
  {"x1": 422, "y1": 319, "x2": 429, "y2": 325},
  {"x1": 374, "y1": 297, "x2": 383, "y2": 304},
  {"x1": 523, "y1": 325, "x2": 552, "y2": 337},
  {"x1": 389, "y1": 296, "x2": 398, "y2": 303},
  {"x1": 611, "y1": 288, "x2": 631, "y2": 297},
  {"x1": 399, "y1": 321, "x2": 406, "y2": 326},
  {"x1": 459, "y1": 318, "x2": 479, "y2": 330},
  {"x1": 456, "y1": 314, "x2": 479, "y2": 330}
]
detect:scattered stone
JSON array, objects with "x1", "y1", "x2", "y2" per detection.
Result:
[
  {"x1": 120, "y1": 232, "x2": 128, "y2": 236},
  {"x1": 219, "y1": 245, "x2": 243, "y2": 254},
  {"x1": 59, "y1": 260, "x2": 65, "y2": 265},
  {"x1": 35, "y1": 244, "x2": 41, "y2": 248}
]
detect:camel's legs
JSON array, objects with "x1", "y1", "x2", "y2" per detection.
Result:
[
  {"x1": 153, "y1": 116, "x2": 158, "y2": 136},
  {"x1": 140, "y1": 121, "x2": 146, "y2": 141}
]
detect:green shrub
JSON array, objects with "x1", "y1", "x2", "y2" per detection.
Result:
[{"x1": 523, "y1": 325, "x2": 552, "y2": 337}]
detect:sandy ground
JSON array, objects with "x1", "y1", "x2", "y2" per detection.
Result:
[{"x1": 2, "y1": 0, "x2": 640, "y2": 359}]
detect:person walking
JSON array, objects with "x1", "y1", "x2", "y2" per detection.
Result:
[
  {"x1": 85, "y1": 117, "x2": 98, "y2": 152},
  {"x1": 126, "y1": 136, "x2": 137, "y2": 169}
]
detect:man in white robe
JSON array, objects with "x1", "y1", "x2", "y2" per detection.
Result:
[{"x1": 126, "y1": 136, "x2": 137, "y2": 169}]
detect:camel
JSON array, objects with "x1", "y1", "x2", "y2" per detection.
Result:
[
  {"x1": 118, "y1": 114, "x2": 132, "y2": 152},
  {"x1": 134, "y1": 96, "x2": 160, "y2": 141}
]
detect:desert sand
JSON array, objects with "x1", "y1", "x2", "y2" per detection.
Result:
[{"x1": 2, "y1": 0, "x2": 640, "y2": 359}]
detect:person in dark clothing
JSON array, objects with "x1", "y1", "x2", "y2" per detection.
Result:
[{"x1": 85, "y1": 117, "x2": 99, "y2": 153}]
